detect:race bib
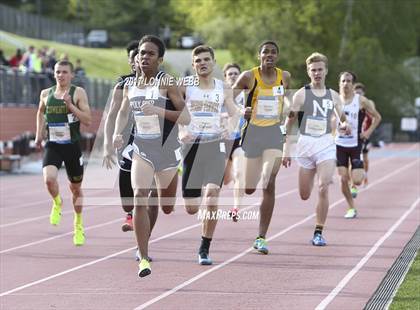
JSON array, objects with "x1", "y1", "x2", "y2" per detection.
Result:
[
  {"x1": 279, "y1": 124, "x2": 286, "y2": 135},
  {"x1": 256, "y1": 96, "x2": 278, "y2": 119},
  {"x1": 49, "y1": 123, "x2": 71, "y2": 143},
  {"x1": 67, "y1": 113, "x2": 78, "y2": 124},
  {"x1": 338, "y1": 121, "x2": 354, "y2": 139},
  {"x1": 305, "y1": 116, "x2": 327, "y2": 137},
  {"x1": 190, "y1": 112, "x2": 219, "y2": 136},
  {"x1": 145, "y1": 87, "x2": 159, "y2": 100},
  {"x1": 134, "y1": 113, "x2": 161, "y2": 139},
  {"x1": 220, "y1": 142, "x2": 226, "y2": 153},
  {"x1": 272, "y1": 85, "x2": 284, "y2": 96},
  {"x1": 174, "y1": 147, "x2": 181, "y2": 161}
]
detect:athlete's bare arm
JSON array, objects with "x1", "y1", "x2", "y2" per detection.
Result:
[
  {"x1": 281, "y1": 87, "x2": 304, "y2": 167},
  {"x1": 104, "y1": 84, "x2": 124, "y2": 152},
  {"x1": 102, "y1": 83, "x2": 125, "y2": 168},
  {"x1": 232, "y1": 70, "x2": 254, "y2": 119},
  {"x1": 331, "y1": 90, "x2": 346, "y2": 123},
  {"x1": 282, "y1": 71, "x2": 291, "y2": 89},
  {"x1": 360, "y1": 96, "x2": 382, "y2": 139},
  {"x1": 223, "y1": 82, "x2": 242, "y2": 117},
  {"x1": 35, "y1": 89, "x2": 49, "y2": 148},
  {"x1": 164, "y1": 75, "x2": 190, "y2": 125},
  {"x1": 331, "y1": 89, "x2": 351, "y2": 135},
  {"x1": 286, "y1": 87, "x2": 304, "y2": 130},
  {"x1": 113, "y1": 86, "x2": 131, "y2": 150},
  {"x1": 177, "y1": 84, "x2": 194, "y2": 143},
  {"x1": 64, "y1": 87, "x2": 91, "y2": 126}
]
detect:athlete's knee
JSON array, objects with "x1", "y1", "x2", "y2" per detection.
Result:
[
  {"x1": 353, "y1": 178, "x2": 363, "y2": 186},
  {"x1": 133, "y1": 188, "x2": 150, "y2": 205},
  {"x1": 69, "y1": 183, "x2": 82, "y2": 197},
  {"x1": 351, "y1": 159, "x2": 364, "y2": 170},
  {"x1": 245, "y1": 188, "x2": 256, "y2": 195},
  {"x1": 160, "y1": 196, "x2": 175, "y2": 214},
  {"x1": 134, "y1": 188, "x2": 149, "y2": 198},
  {"x1": 205, "y1": 187, "x2": 220, "y2": 199},
  {"x1": 318, "y1": 182, "x2": 330, "y2": 196},
  {"x1": 203, "y1": 187, "x2": 219, "y2": 207},
  {"x1": 185, "y1": 204, "x2": 199, "y2": 215},
  {"x1": 233, "y1": 169, "x2": 243, "y2": 182},
  {"x1": 149, "y1": 188, "x2": 158, "y2": 198},
  {"x1": 161, "y1": 205, "x2": 174, "y2": 214},
  {"x1": 340, "y1": 175, "x2": 350, "y2": 184},
  {"x1": 206, "y1": 204, "x2": 218, "y2": 213},
  {"x1": 45, "y1": 176, "x2": 57, "y2": 188},
  {"x1": 263, "y1": 175, "x2": 276, "y2": 194},
  {"x1": 300, "y1": 189, "x2": 311, "y2": 201}
]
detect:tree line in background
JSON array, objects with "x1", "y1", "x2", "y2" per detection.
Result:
[
  {"x1": 173, "y1": 0, "x2": 419, "y2": 132},
  {"x1": 2, "y1": 0, "x2": 419, "y2": 130}
]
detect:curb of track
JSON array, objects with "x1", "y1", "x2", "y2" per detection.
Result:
[{"x1": 364, "y1": 226, "x2": 419, "y2": 310}]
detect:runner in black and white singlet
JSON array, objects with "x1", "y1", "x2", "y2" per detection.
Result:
[
  {"x1": 180, "y1": 45, "x2": 242, "y2": 266},
  {"x1": 336, "y1": 72, "x2": 381, "y2": 219},
  {"x1": 103, "y1": 41, "x2": 152, "y2": 233},
  {"x1": 113, "y1": 35, "x2": 190, "y2": 278},
  {"x1": 282, "y1": 52, "x2": 350, "y2": 246}
]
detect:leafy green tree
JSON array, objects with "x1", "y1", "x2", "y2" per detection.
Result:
[{"x1": 172, "y1": 0, "x2": 419, "y2": 131}]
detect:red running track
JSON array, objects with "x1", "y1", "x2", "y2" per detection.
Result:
[{"x1": 0, "y1": 143, "x2": 419, "y2": 310}]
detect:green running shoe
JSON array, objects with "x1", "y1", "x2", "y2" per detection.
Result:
[
  {"x1": 253, "y1": 237, "x2": 269, "y2": 254},
  {"x1": 49, "y1": 201, "x2": 62, "y2": 226},
  {"x1": 138, "y1": 258, "x2": 151, "y2": 277}
]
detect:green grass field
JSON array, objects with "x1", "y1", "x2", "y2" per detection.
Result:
[
  {"x1": 389, "y1": 253, "x2": 420, "y2": 310},
  {"x1": 1, "y1": 30, "x2": 232, "y2": 81},
  {"x1": 1, "y1": 30, "x2": 127, "y2": 80}
]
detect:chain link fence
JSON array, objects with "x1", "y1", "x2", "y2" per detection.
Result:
[
  {"x1": 0, "y1": 4, "x2": 84, "y2": 44},
  {"x1": 0, "y1": 66, "x2": 112, "y2": 109}
]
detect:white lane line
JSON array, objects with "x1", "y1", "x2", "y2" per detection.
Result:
[
  {"x1": 0, "y1": 205, "x2": 113, "y2": 228},
  {"x1": 0, "y1": 198, "x2": 65, "y2": 210},
  {"x1": 1, "y1": 156, "x2": 417, "y2": 299},
  {"x1": 0, "y1": 218, "x2": 121, "y2": 254},
  {"x1": 0, "y1": 145, "x2": 396, "y2": 228},
  {"x1": 315, "y1": 197, "x2": 420, "y2": 310},
  {"x1": 0, "y1": 223, "x2": 199, "y2": 297},
  {"x1": 132, "y1": 159, "x2": 419, "y2": 310},
  {"x1": 0, "y1": 189, "x2": 297, "y2": 297},
  {"x1": 0, "y1": 144, "x2": 409, "y2": 227},
  {"x1": 0, "y1": 184, "x2": 295, "y2": 255},
  {"x1": 0, "y1": 189, "x2": 111, "y2": 210}
]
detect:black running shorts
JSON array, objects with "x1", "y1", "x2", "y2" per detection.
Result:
[
  {"x1": 181, "y1": 140, "x2": 226, "y2": 198},
  {"x1": 43, "y1": 142, "x2": 83, "y2": 183}
]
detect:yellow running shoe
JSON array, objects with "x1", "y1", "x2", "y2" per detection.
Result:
[
  {"x1": 73, "y1": 224, "x2": 85, "y2": 246},
  {"x1": 138, "y1": 258, "x2": 151, "y2": 277},
  {"x1": 49, "y1": 202, "x2": 62, "y2": 226},
  {"x1": 344, "y1": 208, "x2": 357, "y2": 219},
  {"x1": 350, "y1": 186, "x2": 358, "y2": 199},
  {"x1": 177, "y1": 163, "x2": 183, "y2": 176}
]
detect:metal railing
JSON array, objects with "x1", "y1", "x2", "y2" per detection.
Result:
[
  {"x1": 0, "y1": 66, "x2": 112, "y2": 109},
  {"x1": 0, "y1": 4, "x2": 84, "y2": 44}
]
